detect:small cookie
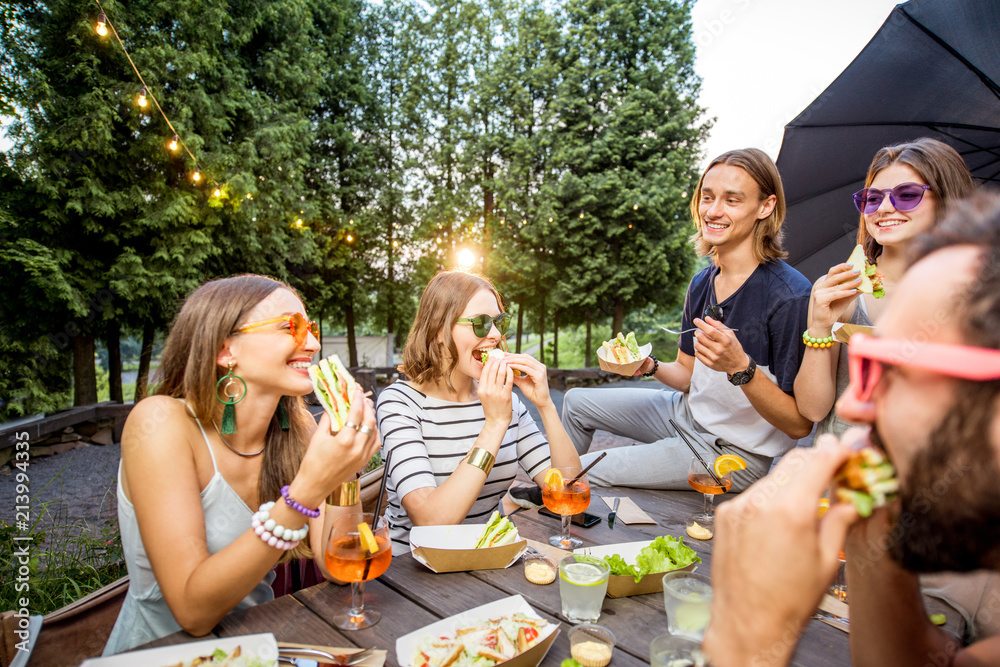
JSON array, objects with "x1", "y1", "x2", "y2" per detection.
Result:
[{"x1": 524, "y1": 560, "x2": 556, "y2": 584}]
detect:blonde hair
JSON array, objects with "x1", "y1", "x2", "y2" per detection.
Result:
[
  {"x1": 857, "y1": 138, "x2": 975, "y2": 264},
  {"x1": 689, "y1": 148, "x2": 788, "y2": 263},
  {"x1": 402, "y1": 271, "x2": 505, "y2": 392},
  {"x1": 156, "y1": 274, "x2": 314, "y2": 560}
]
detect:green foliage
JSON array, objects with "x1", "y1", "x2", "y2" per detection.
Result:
[{"x1": 0, "y1": 503, "x2": 125, "y2": 616}]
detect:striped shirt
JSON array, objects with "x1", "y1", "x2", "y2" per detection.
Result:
[{"x1": 375, "y1": 382, "x2": 551, "y2": 554}]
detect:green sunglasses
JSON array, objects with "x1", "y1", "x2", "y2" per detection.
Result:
[{"x1": 456, "y1": 312, "x2": 512, "y2": 338}]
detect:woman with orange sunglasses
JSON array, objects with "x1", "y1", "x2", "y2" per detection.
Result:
[{"x1": 104, "y1": 275, "x2": 380, "y2": 654}]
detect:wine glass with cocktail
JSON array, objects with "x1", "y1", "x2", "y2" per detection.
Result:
[
  {"x1": 325, "y1": 512, "x2": 392, "y2": 630},
  {"x1": 687, "y1": 457, "x2": 733, "y2": 532},
  {"x1": 541, "y1": 466, "x2": 591, "y2": 549}
]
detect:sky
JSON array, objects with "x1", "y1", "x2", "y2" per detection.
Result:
[{"x1": 691, "y1": 0, "x2": 903, "y2": 167}]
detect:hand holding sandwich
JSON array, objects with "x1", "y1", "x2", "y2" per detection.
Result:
[
  {"x1": 808, "y1": 262, "x2": 864, "y2": 336},
  {"x1": 478, "y1": 350, "x2": 514, "y2": 432},
  {"x1": 705, "y1": 437, "x2": 859, "y2": 666},
  {"x1": 288, "y1": 385, "x2": 380, "y2": 511}
]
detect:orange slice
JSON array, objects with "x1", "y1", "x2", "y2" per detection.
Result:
[
  {"x1": 544, "y1": 468, "x2": 563, "y2": 488},
  {"x1": 358, "y1": 522, "x2": 379, "y2": 555},
  {"x1": 817, "y1": 498, "x2": 830, "y2": 518},
  {"x1": 713, "y1": 454, "x2": 747, "y2": 478}
]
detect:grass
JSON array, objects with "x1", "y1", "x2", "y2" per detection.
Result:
[{"x1": 0, "y1": 477, "x2": 125, "y2": 616}]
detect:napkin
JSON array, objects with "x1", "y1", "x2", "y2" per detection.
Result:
[{"x1": 599, "y1": 496, "x2": 656, "y2": 524}]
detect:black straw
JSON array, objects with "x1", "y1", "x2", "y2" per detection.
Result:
[
  {"x1": 567, "y1": 451, "x2": 607, "y2": 486},
  {"x1": 370, "y1": 449, "x2": 392, "y2": 531},
  {"x1": 669, "y1": 419, "x2": 725, "y2": 487}
]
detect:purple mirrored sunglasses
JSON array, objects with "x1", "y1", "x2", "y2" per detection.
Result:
[{"x1": 852, "y1": 182, "x2": 931, "y2": 215}]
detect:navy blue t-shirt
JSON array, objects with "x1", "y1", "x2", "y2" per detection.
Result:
[{"x1": 679, "y1": 260, "x2": 811, "y2": 456}]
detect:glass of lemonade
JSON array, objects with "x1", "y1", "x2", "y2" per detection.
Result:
[
  {"x1": 558, "y1": 554, "x2": 610, "y2": 623},
  {"x1": 662, "y1": 571, "x2": 713, "y2": 641}
]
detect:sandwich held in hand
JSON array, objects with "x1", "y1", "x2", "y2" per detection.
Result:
[
  {"x1": 834, "y1": 446, "x2": 899, "y2": 517},
  {"x1": 308, "y1": 354, "x2": 356, "y2": 431},
  {"x1": 847, "y1": 244, "x2": 886, "y2": 299},
  {"x1": 414, "y1": 612, "x2": 547, "y2": 667},
  {"x1": 478, "y1": 347, "x2": 522, "y2": 377},
  {"x1": 475, "y1": 511, "x2": 521, "y2": 548},
  {"x1": 601, "y1": 332, "x2": 643, "y2": 364}
]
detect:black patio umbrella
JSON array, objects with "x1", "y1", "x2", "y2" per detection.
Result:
[{"x1": 777, "y1": 0, "x2": 1000, "y2": 281}]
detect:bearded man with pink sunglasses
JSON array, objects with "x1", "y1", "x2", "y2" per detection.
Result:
[{"x1": 704, "y1": 190, "x2": 1000, "y2": 667}]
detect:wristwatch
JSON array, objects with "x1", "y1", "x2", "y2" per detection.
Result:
[{"x1": 727, "y1": 356, "x2": 756, "y2": 386}]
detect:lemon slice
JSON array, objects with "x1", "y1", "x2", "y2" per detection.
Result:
[
  {"x1": 544, "y1": 468, "x2": 563, "y2": 488},
  {"x1": 686, "y1": 521, "x2": 713, "y2": 540},
  {"x1": 713, "y1": 454, "x2": 747, "y2": 478},
  {"x1": 358, "y1": 522, "x2": 379, "y2": 555}
]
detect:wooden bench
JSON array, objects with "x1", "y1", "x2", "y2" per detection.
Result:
[{"x1": 0, "y1": 402, "x2": 132, "y2": 450}]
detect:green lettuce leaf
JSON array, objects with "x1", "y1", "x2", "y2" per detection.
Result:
[{"x1": 581, "y1": 536, "x2": 701, "y2": 583}]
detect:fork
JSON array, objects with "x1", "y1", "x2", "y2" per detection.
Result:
[
  {"x1": 279, "y1": 646, "x2": 376, "y2": 666},
  {"x1": 659, "y1": 325, "x2": 738, "y2": 335}
]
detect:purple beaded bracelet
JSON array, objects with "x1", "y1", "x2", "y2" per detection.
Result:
[{"x1": 281, "y1": 484, "x2": 320, "y2": 518}]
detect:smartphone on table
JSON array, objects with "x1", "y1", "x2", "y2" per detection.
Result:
[{"x1": 537, "y1": 507, "x2": 602, "y2": 527}]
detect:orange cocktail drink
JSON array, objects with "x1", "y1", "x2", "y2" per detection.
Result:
[
  {"x1": 542, "y1": 467, "x2": 591, "y2": 549},
  {"x1": 326, "y1": 512, "x2": 391, "y2": 630}
]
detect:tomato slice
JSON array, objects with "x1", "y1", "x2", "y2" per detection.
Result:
[{"x1": 524, "y1": 627, "x2": 539, "y2": 642}]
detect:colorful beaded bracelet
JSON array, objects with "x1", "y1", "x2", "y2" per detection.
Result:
[
  {"x1": 802, "y1": 330, "x2": 836, "y2": 349},
  {"x1": 281, "y1": 484, "x2": 321, "y2": 518},
  {"x1": 252, "y1": 501, "x2": 308, "y2": 551}
]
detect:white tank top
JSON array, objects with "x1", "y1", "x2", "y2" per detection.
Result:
[{"x1": 103, "y1": 401, "x2": 275, "y2": 654}]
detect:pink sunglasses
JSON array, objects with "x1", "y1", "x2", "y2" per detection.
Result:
[{"x1": 848, "y1": 333, "x2": 1000, "y2": 402}]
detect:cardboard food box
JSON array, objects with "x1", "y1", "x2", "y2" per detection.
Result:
[
  {"x1": 80, "y1": 633, "x2": 278, "y2": 666},
  {"x1": 409, "y1": 524, "x2": 527, "y2": 573},
  {"x1": 576, "y1": 540, "x2": 699, "y2": 598},
  {"x1": 832, "y1": 323, "x2": 875, "y2": 345},
  {"x1": 396, "y1": 595, "x2": 559, "y2": 667},
  {"x1": 596, "y1": 341, "x2": 653, "y2": 377}
]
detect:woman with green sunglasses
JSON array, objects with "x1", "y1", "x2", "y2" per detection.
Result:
[{"x1": 375, "y1": 270, "x2": 582, "y2": 554}]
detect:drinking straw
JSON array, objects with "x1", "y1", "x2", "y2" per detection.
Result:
[
  {"x1": 370, "y1": 449, "x2": 392, "y2": 531},
  {"x1": 567, "y1": 451, "x2": 607, "y2": 486},
  {"x1": 668, "y1": 418, "x2": 725, "y2": 487}
]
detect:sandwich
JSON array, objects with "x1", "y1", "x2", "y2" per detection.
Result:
[
  {"x1": 308, "y1": 354, "x2": 356, "y2": 432},
  {"x1": 602, "y1": 331, "x2": 642, "y2": 364},
  {"x1": 846, "y1": 244, "x2": 886, "y2": 299},
  {"x1": 478, "y1": 347, "x2": 522, "y2": 377},
  {"x1": 833, "y1": 446, "x2": 899, "y2": 518},
  {"x1": 474, "y1": 511, "x2": 521, "y2": 548}
]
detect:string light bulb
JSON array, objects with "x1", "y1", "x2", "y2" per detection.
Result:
[
  {"x1": 436, "y1": 236, "x2": 442, "y2": 244},
  {"x1": 633, "y1": 202, "x2": 639, "y2": 210},
  {"x1": 191, "y1": 171, "x2": 201, "y2": 182},
  {"x1": 392, "y1": 240, "x2": 398, "y2": 248},
  {"x1": 349, "y1": 218, "x2": 354, "y2": 225},
  {"x1": 213, "y1": 187, "x2": 222, "y2": 197},
  {"x1": 95, "y1": 13, "x2": 108, "y2": 37},
  {"x1": 168, "y1": 135, "x2": 178, "y2": 151},
  {"x1": 137, "y1": 87, "x2": 147, "y2": 108},
  {"x1": 579, "y1": 210, "x2": 585, "y2": 219},
  {"x1": 346, "y1": 234, "x2": 354, "y2": 242},
  {"x1": 296, "y1": 219, "x2": 303, "y2": 227},
  {"x1": 628, "y1": 223, "x2": 633, "y2": 229}
]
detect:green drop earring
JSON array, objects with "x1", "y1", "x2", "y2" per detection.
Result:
[
  {"x1": 277, "y1": 398, "x2": 289, "y2": 431},
  {"x1": 215, "y1": 361, "x2": 247, "y2": 434}
]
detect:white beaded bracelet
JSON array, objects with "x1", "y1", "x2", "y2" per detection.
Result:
[{"x1": 252, "y1": 501, "x2": 309, "y2": 551}]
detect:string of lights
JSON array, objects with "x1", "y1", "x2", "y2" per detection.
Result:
[{"x1": 92, "y1": 0, "x2": 219, "y2": 192}]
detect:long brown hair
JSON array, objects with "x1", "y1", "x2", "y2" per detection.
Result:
[
  {"x1": 857, "y1": 138, "x2": 975, "y2": 264},
  {"x1": 156, "y1": 274, "x2": 315, "y2": 559},
  {"x1": 402, "y1": 270, "x2": 505, "y2": 392},
  {"x1": 689, "y1": 147, "x2": 788, "y2": 263}
]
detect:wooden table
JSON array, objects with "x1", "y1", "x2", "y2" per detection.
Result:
[{"x1": 143, "y1": 486, "x2": 961, "y2": 666}]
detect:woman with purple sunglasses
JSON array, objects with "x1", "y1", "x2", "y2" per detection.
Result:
[{"x1": 794, "y1": 137, "x2": 974, "y2": 437}]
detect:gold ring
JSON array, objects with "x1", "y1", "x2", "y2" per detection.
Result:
[
  {"x1": 359, "y1": 424, "x2": 373, "y2": 435},
  {"x1": 344, "y1": 421, "x2": 359, "y2": 430}
]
